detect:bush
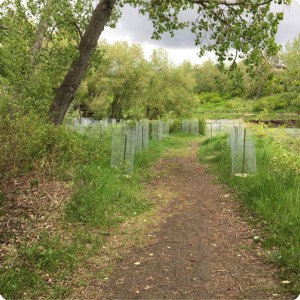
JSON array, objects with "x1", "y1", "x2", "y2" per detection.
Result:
[
  {"x1": 169, "y1": 118, "x2": 206, "y2": 134},
  {"x1": 0, "y1": 113, "x2": 85, "y2": 182},
  {"x1": 169, "y1": 119, "x2": 182, "y2": 133},
  {"x1": 253, "y1": 93, "x2": 298, "y2": 112},
  {"x1": 291, "y1": 94, "x2": 300, "y2": 111},
  {"x1": 198, "y1": 92, "x2": 224, "y2": 104},
  {"x1": 253, "y1": 96, "x2": 276, "y2": 112},
  {"x1": 198, "y1": 118, "x2": 206, "y2": 135}
]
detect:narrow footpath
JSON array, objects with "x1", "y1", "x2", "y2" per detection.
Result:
[{"x1": 75, "y1": 142, "x2": 290, "y2": 299}]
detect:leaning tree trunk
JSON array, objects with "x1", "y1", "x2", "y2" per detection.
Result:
[{"x1": 49, "y1": 0, "x2": 116, "y2": 125}]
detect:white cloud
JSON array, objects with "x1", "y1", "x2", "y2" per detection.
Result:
[
  {"x1": 140, "y1": 42, "x2": 216, "y2": 66},
  {"x1": 101, "y1": 1, "x2": 300, "y2": 65}
]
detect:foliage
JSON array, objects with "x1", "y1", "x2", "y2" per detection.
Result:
[
  {"x1": 76, "y1": 43, "x2": 197, "y2": 120},
  {"x1": 198, "y1": 118, "x2": 206, "y2": 135},
  {"x1": 0, "y1": 0, "x2": 94, "y2": 116},
  {"x1": 0, "y1": 0, "x2": 293, "y2": 123},
  {"x1": 198, "y1": 92, "x2": 224, "y2": 104},
  {"x1": 193, "y1": 60, "x2": 223, "y2": 94},
  {"x1": 169, "y1": 119, "x2": 182, "y2": 133},
  {"x1": 253, "y1": 92, "x2": 298, "y2": 112},
  {"x1": 82, "y1": 41, "x2": 146, "y2": 120},
  {"x1": 0, "y1": 113, "x2": 85, "y2": 182},
  {"x1": 0, "y1": 129, "x2": 198, "y2": 299},
  {"x1": 291, "y1": 95, "x2": 300, "y2": 112},
  {"x1": 128, "y1": 0, "x2": 287, "y2": 69},
  {"x1": 282, "y1": 33, "x2": 300, "y2": 86}
]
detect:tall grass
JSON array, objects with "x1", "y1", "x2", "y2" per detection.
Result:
[
  {"x1": 0, "y1": 125, "x2": 198, "y2": 299},
  {"x1": 199, "y1": 133, "x2": 300, "y2": 293},
  {"x1": 65, "y1": 131, "x2": 200, "y2": 227}
]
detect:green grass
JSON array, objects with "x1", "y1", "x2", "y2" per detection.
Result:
[
  {"x1": 65, "y1": 131, "x2": 198, "y2": 227},
  {"x1": 196, "y1": 94, "x2": 299, "y2": 121},
  {"x1": 0, "y1": 128, "x2": 200, "y2": 299},
  {"x1": 0, "y1": 232, "x2": 81, "y2": 299},
  {"x1": 199, "y1": 134, "x2": 300, "y2": 294},
  {"x1": 196, "y1": 97, "x2": 255, "y2": 119}
]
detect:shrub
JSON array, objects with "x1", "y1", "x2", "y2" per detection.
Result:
[
  {"x1": 198, "y1": 118, "x2": 206, "y2": 135},
  {"x1": 169, "y1": 118, "x2": 206, "y2": 134},
  {"x1": 253, "y1": 96, "x2": 277, "y2": 112},
  {"x1": 253, "y1": 93, "x2": 298, "y2": 112},
  {"x1": 0, "y1": 113, "x2": 85, "y2": 182},
  {"x1": 291, "y1": 94, "x2": 300, "y2": 111},
  {"x1": 169, "y1": 119, "x2": 182, "y2": 133},
  {"x1": 198, "y1": 92, "x2": 224, "y2": 104}
]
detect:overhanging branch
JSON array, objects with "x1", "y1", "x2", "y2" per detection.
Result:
[{"x1": 188, "y1": 0, "x2": 273, "y2": 6}]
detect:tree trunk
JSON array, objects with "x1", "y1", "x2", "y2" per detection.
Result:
[
  {"x1": 111, "y1": 95, "x2": 121, "y2": 119},
  {"x1": 256, "y1": 84, "x2": 263, "y2": 99},
  {"x1": 30, "y1": 0, "x2": 52, "y2": 67},
  {"x1": 146, "y1": 105, "x2": 151, "y2": 119},
  {"x1": 49, "y1": 0, "x2": 116, "y2": 125}
]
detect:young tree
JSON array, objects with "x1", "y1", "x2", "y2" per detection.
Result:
[
  {"x1": 193, "y1": 60, "x2": 221, "y2": 94},
  {"x1": 142, "y1": 48, "x2": 170, "y2": 119}
]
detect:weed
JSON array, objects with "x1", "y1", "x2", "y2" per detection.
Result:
[
  {"x1": 0, "y1": 129, "x2": 201, "y2": 299},
  {"x1": 199, "y1": 132, "x2": 300, "y2": 294}
]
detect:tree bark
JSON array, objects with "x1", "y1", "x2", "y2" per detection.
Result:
[
  {"x1": 111, "y1": 95, "x2": 122, "y2": 119},
  {"x1": 49, "y1": 0, "x2": 116, "y2": 125},
  {"x1": 30, "y1": 0, "x2": 52, "y2": 67}
]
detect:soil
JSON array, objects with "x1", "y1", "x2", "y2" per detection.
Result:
[{"x1": 75, "y1": 141, "x2": 292, "y2": 299}]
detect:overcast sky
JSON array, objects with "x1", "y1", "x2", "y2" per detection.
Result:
[{"x1": 101, "y1": 0, "x2": 300, "y2": 65}]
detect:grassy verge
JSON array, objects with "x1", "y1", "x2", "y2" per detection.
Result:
[
  {"x1": 196, "y1": 94, "x2": 300, "y2": 122},
  {"x1": 0, "y1": 129, "x2": 199, "y2": 299},
  {"x1": 198, "y1": 132, "x2": 300, "y2": 294}
]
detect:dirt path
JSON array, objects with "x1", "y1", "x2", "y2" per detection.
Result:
[{"x1": 79, "y1": 142, "x2": 290, "y2": 299}]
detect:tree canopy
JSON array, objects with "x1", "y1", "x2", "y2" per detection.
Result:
[
  {"x1": 123, "y1": 0, "x2": 287, "y2": 67},
  {"x1": 76, "y1": 42, "x2": 197, "y2": 120},
  {"x1": 0, "y1": 0, "x2": 291, "y2": 124}
]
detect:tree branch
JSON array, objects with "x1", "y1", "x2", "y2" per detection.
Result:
[
  {"x1": 189, "y1": 0, "x2": 273, "y2": 6},
  {"x1": 72, "y1": 21, "x2": 83, "y2": 40}
]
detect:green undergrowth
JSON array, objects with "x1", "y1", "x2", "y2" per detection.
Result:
[
  {"x1": 196, "y1": 93, "x2": 300, "y2": 121},
  {"x1": 65, "y1": 132, "x2": 200, "y2": 227},
  {"x1": 199, "y1": 133, "x2": 300, "y2": 294},
  {"x1": 0, "y1": 114, "x2": 86, "y2": 183},
  {"x1": 0, "y1": 128, "x2": 200, "y2": 299}
]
